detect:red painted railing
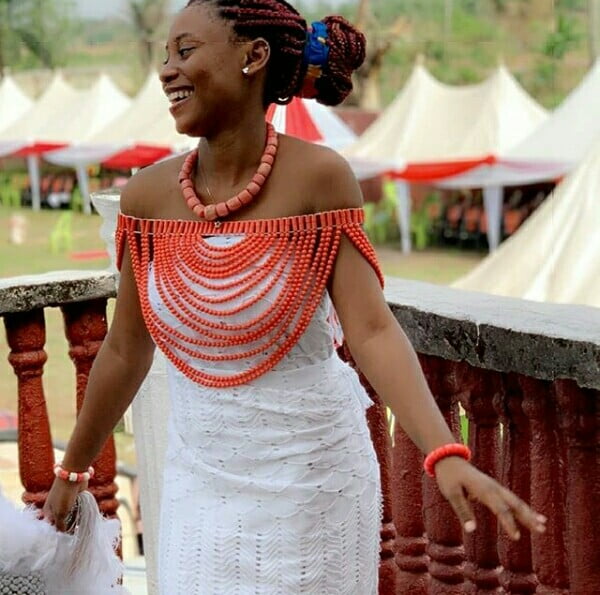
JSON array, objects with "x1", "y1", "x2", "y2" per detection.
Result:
[
  {"x1": 4, "y1": 301, "x2": 118, "y2": 519},
  {"x1": 1, "y1": 272, "x2": 599, "y2": 594}
]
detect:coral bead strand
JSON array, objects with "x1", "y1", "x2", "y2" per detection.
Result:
[
  {"x1": 144, "y1": 233, "x2": 309, "y2": 352},
  {"x1": 163, "y1": 235, "x2": 291, "y2": 303},
  {"x1": 148, "y1": 229, "x2": 339, "y2": 372},
  {"x1": 115, "y1": 209, "x2": 383, "y2": 387},
  {"x1": 151, "y1": 232, "x2": 314, "y2": 351},
  {"x1": 147, "y1": 229, "x2": 323, "y2": 363}
]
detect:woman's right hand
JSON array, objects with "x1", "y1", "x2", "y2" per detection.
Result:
[{"x1": 42, "y1": 477, "x2": 87, "y2": 532}]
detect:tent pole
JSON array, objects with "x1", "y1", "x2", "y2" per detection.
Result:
[
  {"x1": 394, "y1": 180, "x2": 412, "y2": 254},
  {"x1": 75, "y1": 164, "x2": 92, "y2": 215},
  {"x1": 27, "y1": 154, "x2": 41, "y2": 211},
  {"x1": 483, "y1": 185, "x2": 503, "y2": 251}
]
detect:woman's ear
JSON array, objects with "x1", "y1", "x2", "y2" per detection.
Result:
[{"x1": 243, "y1": 38, "x2": 270, "y2": 75}]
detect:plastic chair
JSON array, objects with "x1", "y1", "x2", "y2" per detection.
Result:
[{"x1": 49, "y1": 211, "x2": 73, "y2": 254}]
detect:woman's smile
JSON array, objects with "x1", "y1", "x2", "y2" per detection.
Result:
[{"x1": 166, "y1": 87, "x2": 195, "y2": 114}]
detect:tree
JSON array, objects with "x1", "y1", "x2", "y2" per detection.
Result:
[
  {"x1": 543, "y1": 14, "x2": 581, "y2": 59},
  {"x1": 589, "y1": 0, "x2": 600, "y2": 63},
  {"x1": 351, "y1": 0, "x2": 406, "y2": 109},
  {"x1": 0, "y1": 0, "x2": 17, "y2": 76},
  {"x1": 125, "y1": 0, "x2": 171, "y2": 71},
  {"x1": 444, "y1": 0, "x2": 453, "y2": 40},
  {"x1": 0, "y1": 0, "x2": 75, "y2": 72}
]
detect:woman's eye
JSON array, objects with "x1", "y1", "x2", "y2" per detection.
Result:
[{"x1": 178, "y1": 47, "x2": 194, "y2": 58}]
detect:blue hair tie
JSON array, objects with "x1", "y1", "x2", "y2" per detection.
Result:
[{"x1": 303, "y1": 21, "x2": 330, "y2": 68}]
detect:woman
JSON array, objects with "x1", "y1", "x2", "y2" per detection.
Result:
[{"x1": 43, "y1": 1, "x2": 546, "y2": 593}]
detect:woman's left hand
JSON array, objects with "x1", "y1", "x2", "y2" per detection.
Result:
[{"x1": 434, "y1": 456, "x2": 547, "y2": 540}]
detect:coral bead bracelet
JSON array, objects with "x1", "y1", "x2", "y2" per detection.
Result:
[{"x1": 423, "y1": 443, "x2": 472, "y2": 478}]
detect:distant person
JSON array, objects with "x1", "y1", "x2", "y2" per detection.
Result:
[{"x1": 43, "y1": 1, "x2": 546, "y2": 592}]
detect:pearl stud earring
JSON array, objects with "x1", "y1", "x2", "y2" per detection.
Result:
[{"x1": 242, "y1": 66, "x2": 250, "y2": 75}]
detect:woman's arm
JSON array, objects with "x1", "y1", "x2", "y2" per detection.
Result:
[
  {"x1": 43, "y1": 182, "x2": 155, "y2": 530},
  {"x1": 331, "y1": 236, "x2": 455, "y2": 453},
  {"x1": 60, "y1": 246, "x2": 155, "y2": 472},
  {"x1": 322, "y1": 154, "x2": 546, "y2": 540}
]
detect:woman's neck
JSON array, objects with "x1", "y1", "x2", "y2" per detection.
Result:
[{"x1": 198, "y1": 112, "x2": 269, "y2": 191}]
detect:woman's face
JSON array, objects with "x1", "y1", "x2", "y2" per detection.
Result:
[{"x1": 161, "y1": 4, "x2": 249, "y2": 137}]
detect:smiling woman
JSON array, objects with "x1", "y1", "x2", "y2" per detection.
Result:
[{"x1": 42, "y1": 1, "x2": 546, "y2": 594}]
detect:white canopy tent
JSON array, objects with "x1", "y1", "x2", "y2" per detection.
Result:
[
  {"x1": 346, "y1": 63, "x2": 547, "y2": 165},
  {"x1": 52, "y1": 73, "x2": 193, "y2": 164},
  {"x1": 344, "y1": 63, "x2": 549, "y2": 253},
  {"x1": 0, "y1": 73, "x2": 132, "y2": 212},
  {"x1": 91, "y1": 72, "x2": 193, "y2": 151},
  {"x1": 0, "y1": 75, "x2": 34, "y2": 133},
  {"x1": 0, "y1": 73, "x2": 81, "y2": 210},
  {"x1": 508, "y1": 59, "x2": 600, "y2": 171},
  {"x1": 0, "y1": 72, "x2": 80, "y2": 151},
  {"x1": 440, "y1": 59, "x2": 600, "y2": 250},
  {"x1": 46, "y1": 72, "x2": 196, "y2": 205},
  {"x1": 43, "y1": 74, "x2": 132, "y2": 213},
  {"x1": 48, "y1": 74, "x2": 131, "y2": 144},
  {"x1": 453, "y1": 136, "x2": 600, "y2": 307},
  {"x1": 442, "y1": 59, "x2": 600, "y2": 188}
]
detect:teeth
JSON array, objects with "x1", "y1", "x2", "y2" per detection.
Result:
[{"x1": 168, "y1": 89, "x2": 193, "y2": 103}]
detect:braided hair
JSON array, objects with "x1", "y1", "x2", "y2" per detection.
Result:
[{"x1": 185, "y1": 0, "x2": 366, "y2": 106}]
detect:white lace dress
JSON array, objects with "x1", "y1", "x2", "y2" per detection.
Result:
[{"x1": 145, "y1": 234, "x2": 382, "y2": 594}]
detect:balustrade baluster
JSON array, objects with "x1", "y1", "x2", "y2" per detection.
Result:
[
  {"x1": 458, "y1": 364, "x2": 503, "y2": 594},
  {"x1": 1, "y1": 265, "x2": 597, "y2": 594},
  {"x1": 420, "y1": 355, "x2": 465, "y2": 594},
  {"x1": 4, "y1": 309, "x2": 55, "y2": 507},
  {"x1": 520, "y1": 377, "x2": 569, "y2": 594},
  {"x1": 338, "y1": 344, "x2": 398, "y2": 595},
  {"x1": 493, "y1": 374, "x2": 537, "y2": 594},
  {"x1": 554, "y1": 380, "x2": 600, "y2": 594},
  {"x1": 61, "y1": 299, "x2": 119, "y2": 519},
  {"x1": 392, "y1": 417, "x2": 428, "y2": 594}
]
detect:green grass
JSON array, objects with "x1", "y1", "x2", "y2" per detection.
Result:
[
  {"x1": 0, "y1": 207, "x2": 482, "y2": 466},
  {"x1": 0, "y1": 206, "x2": 109, "y2": 276},
  {"x1": 376, "y1": 244, "x2": 484, "y2": 285},
  {"x1": 0, "y1": 206, "x2": 124, "y2": 458}
]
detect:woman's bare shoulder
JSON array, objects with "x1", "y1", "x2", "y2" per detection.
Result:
[
  {"x1": 276, "y1": 135, "x2": 362, "y2": 214},
  {"x1": 119, "y1": 153, "x2": 187, "y2": 218}
]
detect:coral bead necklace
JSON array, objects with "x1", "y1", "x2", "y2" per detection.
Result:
[{"x1": 179, "y1": 122, "x2": 278, "y2": 225}]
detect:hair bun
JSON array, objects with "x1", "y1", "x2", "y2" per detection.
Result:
[{"x1": 312, "y1": 16, "x2": 366, "y2": 106}]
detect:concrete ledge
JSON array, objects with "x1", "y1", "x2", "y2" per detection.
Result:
[
  {"x1": 385, "y1": 278, "x2": 600, "y2": 389},
  {"x1": 0, "y1": 270, "x2": 117, "y2": 314},
  {"x1": 0, "y1": 272, "x2": 598, "y2": 389}
]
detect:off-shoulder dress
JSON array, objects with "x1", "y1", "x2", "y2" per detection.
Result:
[{"x1": 116, "y1": 208, "x2": 384, "y2": 594}]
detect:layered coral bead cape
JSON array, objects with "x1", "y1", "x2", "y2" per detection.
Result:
[{"x1": 116, "y1": 207, "x2": 384, "y2": 388}]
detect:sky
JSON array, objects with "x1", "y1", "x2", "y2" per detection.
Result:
[
  {"x1": 75, "y1": 0, "x2": 185, "y2": 20},
  {"x1": 74, "y1": 0, "x2": 351, "y2": 21}
]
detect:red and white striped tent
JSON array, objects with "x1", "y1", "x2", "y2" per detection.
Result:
[
  {"x1": 266, "y1": 97, "x2": 388, "y2": 180},
  {"x1": 266, "y1": 97, "x2": 357, "y2": 151},
  {"x1": 0, "y1": 410, "x2": 17, "y2": 432}
]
